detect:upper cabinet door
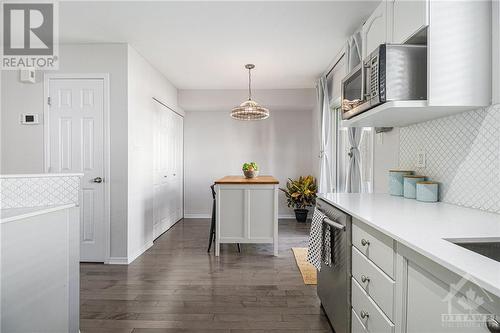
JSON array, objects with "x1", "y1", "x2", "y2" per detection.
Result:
[
  {"x1": 362, "y1": 0, "x2": 387, "y2": 59},
  {"x1": 392, "y1": 0, "x2": 428, "y2": 43}
]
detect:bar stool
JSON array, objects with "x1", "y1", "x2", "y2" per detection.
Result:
[{"x1": 207, "y1": 184, "x2": 241, "y2": 253}]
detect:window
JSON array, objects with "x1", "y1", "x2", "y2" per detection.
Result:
[{"x1": 332, "y1": 107, "x2": 374, "y2": 193}]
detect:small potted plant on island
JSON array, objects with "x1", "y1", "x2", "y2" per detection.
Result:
[
  {"x1": 242, "y1": 162, "x2": 259, "y2": 179},
  {"x1": 280, "y1": 176, "x2": 317, "y2": 223}
]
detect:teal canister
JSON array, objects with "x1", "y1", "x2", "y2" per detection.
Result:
[
  {"x1": 403, "y1": 175, "x2": 426, "y2": 199},
  {"x1": 389, "y1": 170, "x2": 414, "y2": 196},
  {"x1": 416, "y1": 181, "x2": 439, "y2": 202}
]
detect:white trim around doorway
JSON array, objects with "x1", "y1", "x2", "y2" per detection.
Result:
[{"x1": 43, "y1": 73, "x2": 111, "y2": 264}]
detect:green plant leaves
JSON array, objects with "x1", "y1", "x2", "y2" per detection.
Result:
[
  {"x1": 242, "y1": 162, "x2": 259, "y2": 171},
  {"x1": 279, "y1": 175, "x2": 317, "y2": 209}
]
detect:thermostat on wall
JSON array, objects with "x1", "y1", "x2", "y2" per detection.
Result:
[{"x1": 20, "y1": 114, "x2": 40, "y2": 124}]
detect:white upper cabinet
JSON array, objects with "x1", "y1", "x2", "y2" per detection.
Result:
[
  {"x1": 391, "y1": 0, "x2": 428, "y2": 43},
  {"x1": 428, "y1": 0, "x2": 491, "y2": 107},
  {"x1": 343, "y1": 0, "x2": 492, "y2": 127},
  {"x1": 362, "y1": 1, "x2": 388, "y2": 59}
]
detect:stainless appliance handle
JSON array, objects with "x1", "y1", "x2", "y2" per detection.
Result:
[
  {"x1": 362, "y1": 59, "x2": 371, "y2": 100},
  {"x1": 323, "y1": 217, "x2": 346, "y2": 231},
  {"x1": 360, "y1": 60, "x2": 365, "y2": 102}
]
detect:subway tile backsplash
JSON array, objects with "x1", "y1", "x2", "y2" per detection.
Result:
[{"x1": 399, "y1": 104, "x2": 500, "y2": 213}]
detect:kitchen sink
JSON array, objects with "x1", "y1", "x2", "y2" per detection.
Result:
[{"x1": 447, "y1": 239, "x2": 500, "y2": 263}]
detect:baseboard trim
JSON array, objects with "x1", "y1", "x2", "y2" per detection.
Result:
[
  {"x1": 278, "y1": 214, "x2": 296, "y2": 219},
  {"x1": 106, "y1": 257, "x2": 128, "y2": 265},
  {"x1": 184, "y1": 213, "x2": 211, "y2": 219},
  {"x1": 105, "y1": 241, "x2": 154, "y2": 265},
  {"x1": 127, "y1": 241, "x2": 154, "y2": 264}
]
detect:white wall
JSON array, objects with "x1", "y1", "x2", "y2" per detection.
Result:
[
  {"x1": 184, "y1": 109, "x2": 313, "y2": 218},
  {"x1": 126, "y1": 46, "x2": 181, "y2": 262},
  {"x1": 1, "y1": 43, "x2": 129, "y2": 259}
]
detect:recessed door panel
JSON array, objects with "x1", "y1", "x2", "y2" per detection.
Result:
[
  {"x1": 219, "y1": 189, "x2": 245, "y2": 239},
  {"x1": 249, "y1": 189, "x2": 274, "y2": 239},
  {"x1": 48, "y1": 78, "x2": 105, "y2": 262}
]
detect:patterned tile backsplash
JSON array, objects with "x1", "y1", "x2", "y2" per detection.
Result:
[
  {"x1": 399, "y1": 104, "x2": 500, "y2": 213},
  {"x1": 0, "y1": 175, "x2": 81, "y2": 209}
]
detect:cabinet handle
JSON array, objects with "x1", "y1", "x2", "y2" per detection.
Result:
[
  {"x1": 360, "y1": 310, "x2": 369, "y2": 319},
  {"x1": 361, "y1": 238, "x2": 370, "y2": 246},
  {"x1": 487, "y1": 317, "x2": 500, "y2": 332},
  {"x1": 361, "y1": 275, "x2": 370, "y2": 283},
  {"x1": 92, "y1": 177, "x2": 103, "y2": 183}
]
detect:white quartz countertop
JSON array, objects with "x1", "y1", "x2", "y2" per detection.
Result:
[
  {"x1": 318, "y1": 193, "x2": 500, "y2": 298},
  {"x1": 0, "y1": 204, "x2": 77, "y2": 224}
]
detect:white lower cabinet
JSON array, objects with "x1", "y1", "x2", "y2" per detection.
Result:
[
  {"x1": 352, "y1": 278, "x2": 395, "y2": 333},
  {"x1": 215, "y1": 183, "x2": 278, "y2": 257},
  {"x1": 1, "y1": 207, "x2": 80, "y2": 332},
  {"x1": 352, "y1": 246, "x2": 395, "y2": 321},
  {"x1": 350, "y1": 218, "x2": 500, "y2": 333},
  {"x1": 400, "y1": 244, "x2": 498, "y2": 333},
  {"x1": 352, "y1": 308, "x2": 369, "y2": 333}
]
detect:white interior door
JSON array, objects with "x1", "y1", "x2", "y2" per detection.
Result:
[
  {"x1": 47, "y1": 78, "x2": 106, "y2": 262},
  {"x1": 153, "y1": 101, "x2": 184, "y2": 239}
]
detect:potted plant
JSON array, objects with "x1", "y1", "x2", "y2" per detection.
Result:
[
  {"x1": 242, "y1": 162, "x2": 259, "y2": 178},
  {"x1": 280, "y1": 176, "x2": 317, "y2": 223}
]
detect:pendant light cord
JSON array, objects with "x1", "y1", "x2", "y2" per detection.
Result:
[{"x1": 248, "y1": 67, "x2": 252, "y2": 100}]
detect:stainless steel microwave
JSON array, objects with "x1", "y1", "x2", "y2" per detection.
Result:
[{"x1": 341, "y1": 44, "x2": 427, "y2": 120}]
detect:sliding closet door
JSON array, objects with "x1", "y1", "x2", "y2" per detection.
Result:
[
  {"x1": 153, "y1": 101, "x2": 184, "y2": 240},
  {"x1": 172, "y1": 113, "x2": 184, "y2": 222}
]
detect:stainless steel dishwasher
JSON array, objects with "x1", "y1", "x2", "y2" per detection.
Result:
[{"x1": 316, "y1": 198, "x2": 352, "y2": 333}]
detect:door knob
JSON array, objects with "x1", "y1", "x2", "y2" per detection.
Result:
[
  {"x1": 361, "y1": 275, "x2": 370, "y2": 283},
  {"x1": 487, "y1": 317, "x2": 500, "y2": 332},
  {"x1": 361, "y1": 239, "x2": 370, "y2": 246},
  {"x1": 360, "y1": 310, "x2": 369, "y2": 319},
  {"x1": 92, "y1": 177, "x2": 103, "y2": 183}
]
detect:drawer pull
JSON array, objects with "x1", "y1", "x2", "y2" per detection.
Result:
[
  {"x1": 487, "y1": 317, "x2": 500, "y2": 332},
  {"x1": 361, "y1": 275, "x2": 370, "y2": 283},
  {"x1": 361, "y1": 238, "x2": 370, "y2": 246},
  {"x1": 360, "y1": 310, "x2": 369, "y2": 319}
]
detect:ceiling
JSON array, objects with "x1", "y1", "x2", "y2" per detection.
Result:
[{"x1": 59, "y1": 1, "x2": 378, "y2": 90}]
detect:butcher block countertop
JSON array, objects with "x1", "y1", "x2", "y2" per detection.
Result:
[{"x1": 215, "y1": 175, "x2": 279, "y2": 184}]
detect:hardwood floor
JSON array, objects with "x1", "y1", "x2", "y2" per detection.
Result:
[{"x1": 80, "y1": 218, "x2": 332, "y2": 333}]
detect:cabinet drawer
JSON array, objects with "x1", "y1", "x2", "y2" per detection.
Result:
[
  {"x1": 352, "y1": 218, "x2": 395, "y2": 278},
  {"x1": 352, "y1": 246, "x2": 395, "y2": 320},
  {"x1": 351, "y1": 308, "x2": 368, "y2": 333},
  {"x1": 352, "y1": 278, "x2": 395, "y2": 333}
]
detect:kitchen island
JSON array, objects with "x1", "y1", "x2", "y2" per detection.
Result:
[{"x1": 214, "y1": 175, "x2": 279, "y2": 256}]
